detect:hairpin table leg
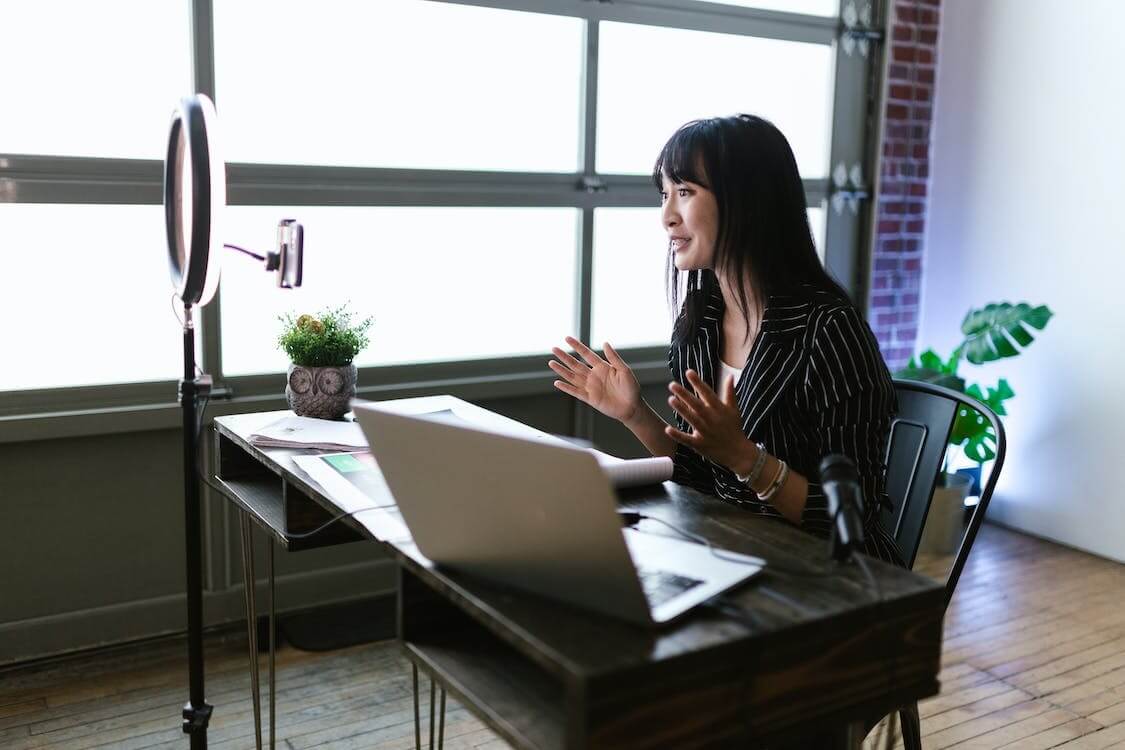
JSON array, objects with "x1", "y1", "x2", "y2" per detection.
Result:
[
  {"x1": 267, "y1": 539, "x2": 276, "y2": 749},
  {"x1": 413, "y1": 663, "x2": 422, "y2": 750},
  {"x1": 438, "y1": 689, "x2": 446, "y2": 750},
  {"x1": 427, "y1": 679, "x2": 436, "y2": 750},
  {"x1": 239, "y1": 512, "x2": 264, "y2": 750},
  {"x1": 429, "y1": 679, "x2": 436, "y2": 750}
]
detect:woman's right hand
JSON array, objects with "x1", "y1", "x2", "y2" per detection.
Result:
[{"x1": 549, "y1": 337, "x2": 642, "y2": 424}]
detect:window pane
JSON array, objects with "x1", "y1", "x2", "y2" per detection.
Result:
[
  {"x1": 214, "y1": 1, "x2": 584, "y2": 171},
  {"x1": 0, "y1": 2, "x2": 192, "y2": 159},
  {"x1": 809, "y1": 204, "x2": 826, "y2": 262},
  {"x1": 597, "y1": 22, "x2": 834, "y2": 177},
  {"x1": 706, "y1": 0, "x2": 838, "y2": 17},
  {"x1": 591, "y1": 208, "x2": 671, "y2": 349},
  {"x1": 220, "y1": 207, "x2": 578, "y2": 376},
  {"x1": 592, "y1": 205, "x2": 830, "y2": 348},
  {"x1": 0, "y1": 205, "x2": 182, "y2": 391}
]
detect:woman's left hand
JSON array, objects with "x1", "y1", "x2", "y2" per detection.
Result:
[{"x1": 665, "y1": 369, "x2": 754, "y2": 471}]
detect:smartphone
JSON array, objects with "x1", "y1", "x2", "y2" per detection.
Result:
[{"x1": 277, "y1": 219, "x2": 304, "y2": 288}]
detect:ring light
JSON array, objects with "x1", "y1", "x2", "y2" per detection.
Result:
[{"x1": 165, "y1": 94, "x2": 225, "y2": 307}]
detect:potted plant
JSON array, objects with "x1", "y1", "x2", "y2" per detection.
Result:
[
  {"x1": 278, "y1": 304, "x2": 373, "y2": 420},
  {"x1": 895, "y1": 301, "x2": 1053, "y2": 555}
]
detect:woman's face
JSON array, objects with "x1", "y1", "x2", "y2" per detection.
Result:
[{"x1": 660, "y1": 174, "x2": 719, "y2": 272}]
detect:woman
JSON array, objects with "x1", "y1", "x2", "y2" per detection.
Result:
[{"x1": 549, "y1": 114, "x2": 903, "y2": 566}]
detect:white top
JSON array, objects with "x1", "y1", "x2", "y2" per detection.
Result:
[{"x1": 719, "y1": 359, "x2": 743, "y2": 388}]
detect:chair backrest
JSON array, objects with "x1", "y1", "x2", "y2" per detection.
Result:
[{"x1": 883, "y1": 379, "x2": 1007, "y2": 606}]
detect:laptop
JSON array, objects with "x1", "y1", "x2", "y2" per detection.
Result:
[{"x1": 352, "y1": 400, "x2": 763, "y2": 627}]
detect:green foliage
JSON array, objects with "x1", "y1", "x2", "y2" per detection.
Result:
[
  {"x1": 277, "y1": 304, "x2": 373, "y2": 367},
  {"x1": 894, "y1": 301, "x2": 1053, "y2": 464},
  {"x1": 895, "y1": 349, "x2": 965, "y2": 392},
  {"x1": 958, "y1": 303, "x2": 1053, "y2": 365},
  {"x1": 954, "y1": 380, "x2": 1014, "y2": 462}
]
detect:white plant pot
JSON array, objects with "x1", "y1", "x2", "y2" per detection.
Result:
[{"x1": 917, "y1": 472, "x2": 972, "y2": 557}]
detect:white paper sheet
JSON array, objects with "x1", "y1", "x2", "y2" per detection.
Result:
[{"x1": 250, "y1": 415, "x2": 367, "y2": 451}]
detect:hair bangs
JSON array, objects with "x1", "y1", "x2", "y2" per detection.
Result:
[{"x1": 652, "y1": 120, "x2": 712, "y2": 190}]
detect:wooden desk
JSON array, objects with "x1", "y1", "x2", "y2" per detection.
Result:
[{"x1": 214, "y1": 411, "x2": 945, "y2": 750}]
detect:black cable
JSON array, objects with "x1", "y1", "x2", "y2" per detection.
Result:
[
  {"x1": 194, "y1": 388, "x2": 210, "y2": 464},
  {"x1": 283, "y1": 505, "x2": 386, "y2": 539},
  {"x1": 193, "y1": 387, "x2": 232, "y2": 501},
  {"x1": 223, "y1": 243, "x2": 267, "y2": 262},
  {"x1": 171, "y1": 292, "x2": 185, "y2": 326}
]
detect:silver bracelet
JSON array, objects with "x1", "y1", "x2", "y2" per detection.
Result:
[
  {"x1": 734, "y1": 442, "x2": 769, "y2": 487},
  {"x1": 758, "y1": 460, "x2": 790, "y2": 502}
]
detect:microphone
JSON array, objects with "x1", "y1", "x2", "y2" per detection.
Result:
[{"x1": 819, "y1": 454, "x2": 866, "y2": 562}]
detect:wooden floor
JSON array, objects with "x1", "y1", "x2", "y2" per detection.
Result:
[{"x1": 2, "y1": 523, "x2": 1124, "y2": 749}]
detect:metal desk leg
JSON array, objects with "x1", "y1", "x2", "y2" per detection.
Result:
[
  {"x1": 411, "y1": 664, "x2": 447, "y2": 750},
  {"x1": 429, "y1": 680, "x2": 436, "y2": 750},
  {"x1": 413, "y1": 664, "x2": 422, "y2": 750},
  {"x1": 438, "y1": 689, "x2": 446, "y2": 749},
  {"x1": 268, "y1": 541, "x2": 276, "y2": 750},
  {"x1": 239, "y1": 512, "x2": 264, "y2": 750}
]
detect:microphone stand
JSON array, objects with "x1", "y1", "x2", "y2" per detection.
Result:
[{"x1": 830, "y1": 521, "x2": 857, "y2": 563}]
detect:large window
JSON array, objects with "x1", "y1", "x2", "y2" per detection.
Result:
[
  {"x1": 0, "y1": 0, "x2": 874, "y2": 416},
  {"x1": 213, "y1": 1, "x2": 585, "y2": 171},
  {"x1": 220, "y1": 206, "x2": 578, "y2": 375},
  {"x1": 0, "y1": 1, "x2": 192, "y2": 159},
  {"x1": 0, "y1": 204, "x2": 185, "y2": 391},
  {"x1": 590, "y1": 206, "x2": 826, "y2": 350},
  {"x1": 597, "y1": 22, "x2": 834, "y2": 176}
]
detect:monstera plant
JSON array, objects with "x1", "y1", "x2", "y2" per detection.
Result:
[{"x1": 895, "y1": 302, "x2": 1053, "y2": 466}]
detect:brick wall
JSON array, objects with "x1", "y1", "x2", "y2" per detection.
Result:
[{"x1": 868, "y1": 0, "x2": 940, "y2": 370}]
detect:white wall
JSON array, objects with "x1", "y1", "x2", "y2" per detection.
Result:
[{"x1": 922, "y1": 0, "x2": 1125, "y2": 562}]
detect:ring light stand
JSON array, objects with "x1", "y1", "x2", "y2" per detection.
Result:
[{"x1": 165, "y1": 94, "x2": 303, "y2": 748}]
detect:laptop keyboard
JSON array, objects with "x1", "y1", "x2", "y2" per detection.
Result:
[{"x1": 636, "y1": 567, "x2": 704, "y2": 608}]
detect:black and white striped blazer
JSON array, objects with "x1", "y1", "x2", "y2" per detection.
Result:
[{"x1": 669, "y1": 277, "x2": 904, "y2": 566}]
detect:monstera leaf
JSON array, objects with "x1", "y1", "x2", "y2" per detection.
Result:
[
  {"x1": 950, "y1": 379, "x2": 1015, "y2": 463},
  {"x1": 895, "y1": 300, "x2": 1051, "y2": 468},
  {"x1": 958, "y1": 303, "x2": 1053, "y2": 366},
  {"x1": 895, "y1": 349, "x2": 965, "y2": 391}
]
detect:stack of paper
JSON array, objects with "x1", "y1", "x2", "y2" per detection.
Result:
[
  {"x1": 591, "y1": 453, "x2": 674, "y2": 488},
  {"x1": 249, "y1": 415, "x2": 367, "y2": 451}
]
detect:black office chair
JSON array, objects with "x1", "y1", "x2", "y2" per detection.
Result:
[{"x1": 879, "y1": 379, "x2": 1008, "y2": 750}]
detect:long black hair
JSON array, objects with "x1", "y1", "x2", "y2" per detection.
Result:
[{"x1": 654, "y1": 114, "x2": 849, "y2": 342}]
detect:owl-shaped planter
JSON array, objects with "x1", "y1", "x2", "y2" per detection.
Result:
[{"x1": 286, "y1": 363, "x2": 357, "y2": 420}]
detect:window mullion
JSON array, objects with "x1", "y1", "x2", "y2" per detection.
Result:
[
  {"x1": 428, "y1": 0, "x2": 836, "y2": 43},
  {"x1": 190, "y1": 0, "x2": 224, "y2": 381},
  {"x1": 822, "y1": 0, "x2": 882, "y2": 304},
  {"x1": 573, "y1": 19, "x2": 600, "y2": 439}
]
